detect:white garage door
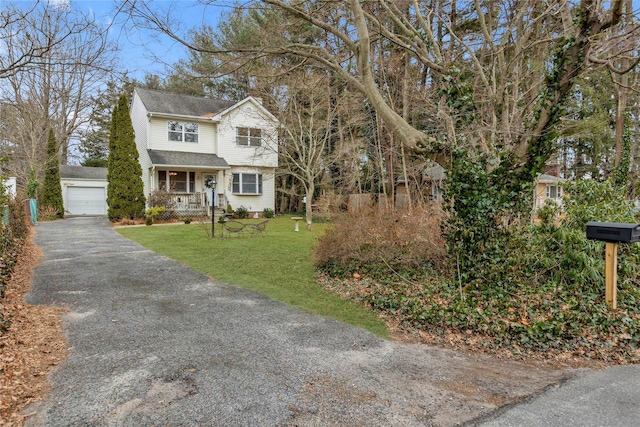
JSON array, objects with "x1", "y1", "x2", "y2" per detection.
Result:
[{"x1": 67, "y1": 186, "x2": 107, "y2": 215}]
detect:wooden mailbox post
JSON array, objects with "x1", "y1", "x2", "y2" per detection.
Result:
[{"x1": 586, "y1": 222, "x2": 640, "y2": 310}]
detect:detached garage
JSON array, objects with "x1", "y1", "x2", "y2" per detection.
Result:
[{"x1": 60, "y1": 165, "x2": 108, "y2": 216}]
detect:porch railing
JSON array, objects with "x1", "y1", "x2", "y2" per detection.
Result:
[{"x1": 155, "y1": 192, "x2": 209, "y2": 219}]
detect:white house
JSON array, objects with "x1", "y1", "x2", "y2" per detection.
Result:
[
  {"x1": 533, "y1": 173, "x2": 565, "y2": 210},
  {"x1": 130, "y1": 87, "x2": 279, "y2": 215}
]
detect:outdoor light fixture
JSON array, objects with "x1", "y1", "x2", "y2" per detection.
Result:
[
  {"x1": 205, "y1": 175, "x2": 217, "y2": 188},
  {"x1": 204, "y1": 175, "x2": 218, "y2": 236}
]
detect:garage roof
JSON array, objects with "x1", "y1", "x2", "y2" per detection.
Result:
[
  {"x1": 147, "y1": 150, "x2": 230, "y2": 169},
  {"x1": 60, "y1": 165, "x2": 107, "y2": 180}
]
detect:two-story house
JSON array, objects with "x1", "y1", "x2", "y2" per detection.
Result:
[{"x1": 130, "y1": 88, "x2": 279, "y2": 216}]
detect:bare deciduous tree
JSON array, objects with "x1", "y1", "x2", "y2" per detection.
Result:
[
  {"x1": 276, "y1": 75, "x2": 346, "y2": 228},
  {"x1": 0, "y1": 1, "x2": 117, "y2": 189},
  {"x1": 124, "y1": 0, "x2": 634, "y2": 171}
]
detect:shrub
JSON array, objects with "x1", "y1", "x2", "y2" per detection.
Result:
[
  {"x1": 38, "y1": 205, "x2": 61, "y2": 221},
  {"x1": 117, "y1": 218, "x2": 139, "y2": 226},
  {"x1": 148, "y1": 189, "x2": 176, "y2": 210},
  {"x1": 183, "y1": 217, "x2": 192, "y2": 224},
  {"x1": 314, "y1": 205, "x2": 448, "y2": 277},
  {"x1": 0, "y1": 199, "x2": 28, "y2": 300},
  {"x1": 7, "y1": 199, "x2": 28, "y2": 241},
  {"x1": 320, "y1": 179, "x2": 640, "y2": 362},
  {"x1": 226, "y1": 203, "x2": 233, "y2": 214},
  {"x1": 263, "y1": 208, "x2": 275, "y2": 218},
  {"x1": 41, "y1": 129, "x2": 64, "y2": 218},
  {"x1": 148, "y1": 189, "x2": 176, "y2": 220},
  {"x1": 310, "y1": 212, "x2": 333, "y2": 223},
  {"x1": 235, "y1": 205, "x2": 249, "y2": 219},
  {"x1": 27, "y1": 168, "x2": 39, "y2": 199},
  {"x1": 145, "y1": 206, "x2": 166, "y2": 225}
]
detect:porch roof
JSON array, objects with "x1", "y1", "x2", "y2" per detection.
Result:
[{"x1": 147, "y1": 150, "x2": 230, "y2": 169}]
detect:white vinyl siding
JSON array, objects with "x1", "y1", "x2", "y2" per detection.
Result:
[
  {"x1": 217, "y1": 100, "x2": 278, "y2": 167},
  {"x1": 131, "y1": 91, "x2": 156, "y2": 197},
  {"x1": 146, "y1": 119, "x2": 216, "y2": 154}
]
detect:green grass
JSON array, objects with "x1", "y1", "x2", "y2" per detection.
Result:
[{"x1": 116, "y1": 216, "x2": 389, "y2": 338}]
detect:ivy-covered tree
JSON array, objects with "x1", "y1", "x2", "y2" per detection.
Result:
[
  {"x1": 41, "y1": 129, "x2": 64, "y2": 218},
  {"x1": 613, "y1": 113, "x2": 633, "y2": 189},
  {"x1": 106, "y1": 94, "x2": 145, "y2": 221}
]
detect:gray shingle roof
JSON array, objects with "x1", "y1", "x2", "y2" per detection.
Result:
[
  {"x1": 60, "y1": 165, "x2": 107, "y2": 180},
  {"x1": 135, "y1": 87, "x2": 236, "y2": 118},
  {"x1": 147, "y1": 150, "x2": 230, "y2": 169},
  {"x1": 423, "y1": 164, "x2": 445, "y2": 180},
  {"x1": 537, "y1": 174, "x2": 564, "y2": 183}
]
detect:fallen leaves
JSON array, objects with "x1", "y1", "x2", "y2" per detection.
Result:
[{"x1": 0, "y1": 232, "x2": 68, "y2": 426}]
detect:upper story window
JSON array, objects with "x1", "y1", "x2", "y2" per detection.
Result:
[
  {"x1": 546, "y1": 184, "x2": 562, "y2": 200},
  {"x1": 232, "y1": 173, "x2": 263, "y2": 195},
  {"x1": 168, "y1": 121, "x2": 198, "y2": 143},
  {"x1": 236, "y1": 127, "x2": 262, "y2": 147}
]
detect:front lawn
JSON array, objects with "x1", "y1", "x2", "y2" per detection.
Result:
[{"x1": 116, "y1": 216, "x2": 389, "y2": 338}]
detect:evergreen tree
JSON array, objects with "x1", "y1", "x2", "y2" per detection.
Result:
[
  {"x1": 106, "y1": 94, "x2": 145, "y2": 221},
  {"x1": 41, "y1": 129, "x2": 64, "y2": 218},
  {"x1": 79, "y1": 78, "x2": 137, "y2": 168}
]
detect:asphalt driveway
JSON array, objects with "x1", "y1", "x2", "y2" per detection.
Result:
[{"x1": 23, "y1": 217, "x2": 572, "y2": 426}]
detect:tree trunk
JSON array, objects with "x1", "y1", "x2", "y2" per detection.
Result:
[
  {"x1": 305, "y1": 181, "x2": 314, "y2": 231},
  {"x1": 613, "y1": 0, "x2": 633, "y2": 168}
]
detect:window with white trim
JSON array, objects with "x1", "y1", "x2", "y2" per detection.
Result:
[
  {"x1": 236, "y1": 127, "x2": 262, "y2": 146},
  {"x1": 431, "y1": 182, "x2": 443, "y2": 201},
  {"x1": 232, "y1": 173, "x2": 263, "y2": 194},
  {"x1": 158, "y1": 171, "x2": 196, "y2": 193},
  {"x1": 168, "y1": 121, "x2": 199, "y2": 143},
  {"x1": 546, "y1": 184, "x2": 562, "y2": 200}
]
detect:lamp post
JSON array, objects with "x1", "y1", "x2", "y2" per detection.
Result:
[{"x1": 205, "y1": 175, "x2": 217, "y2": 237}]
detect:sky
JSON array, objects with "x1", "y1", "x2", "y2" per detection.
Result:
[{"x1": 66, "y1": 0, "x2": 229, "y2": 80}]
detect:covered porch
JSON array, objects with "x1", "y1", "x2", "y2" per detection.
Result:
[
  {"x1": 165, "y1": 192, "x2": 209, "y2": 217},
  {"x1": 147, "y1": 149, "x2": 230, "y2": 217}
]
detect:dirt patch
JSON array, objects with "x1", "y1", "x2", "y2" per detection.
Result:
[
  {"x1": 386, "y1": 317, "x2": 603, "y2": 370},
  {"x1": 0, "y1": 233, "x2": 68, "y2": 427}
]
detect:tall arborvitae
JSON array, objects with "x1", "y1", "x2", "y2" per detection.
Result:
[
  {"x1": 41, "y1": 129, "x2": 64, "y2": 218},
  {"x1": 106, "y1": 94, "x2": 145, "y2": 221}
]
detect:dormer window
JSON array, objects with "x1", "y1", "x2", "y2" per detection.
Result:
[
  {"x1": 236, "y1": 127, "x2": 262, "y2": 147},
  {"x1": 168, "y1": 121, "x2": 198, "y2": 143}
]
